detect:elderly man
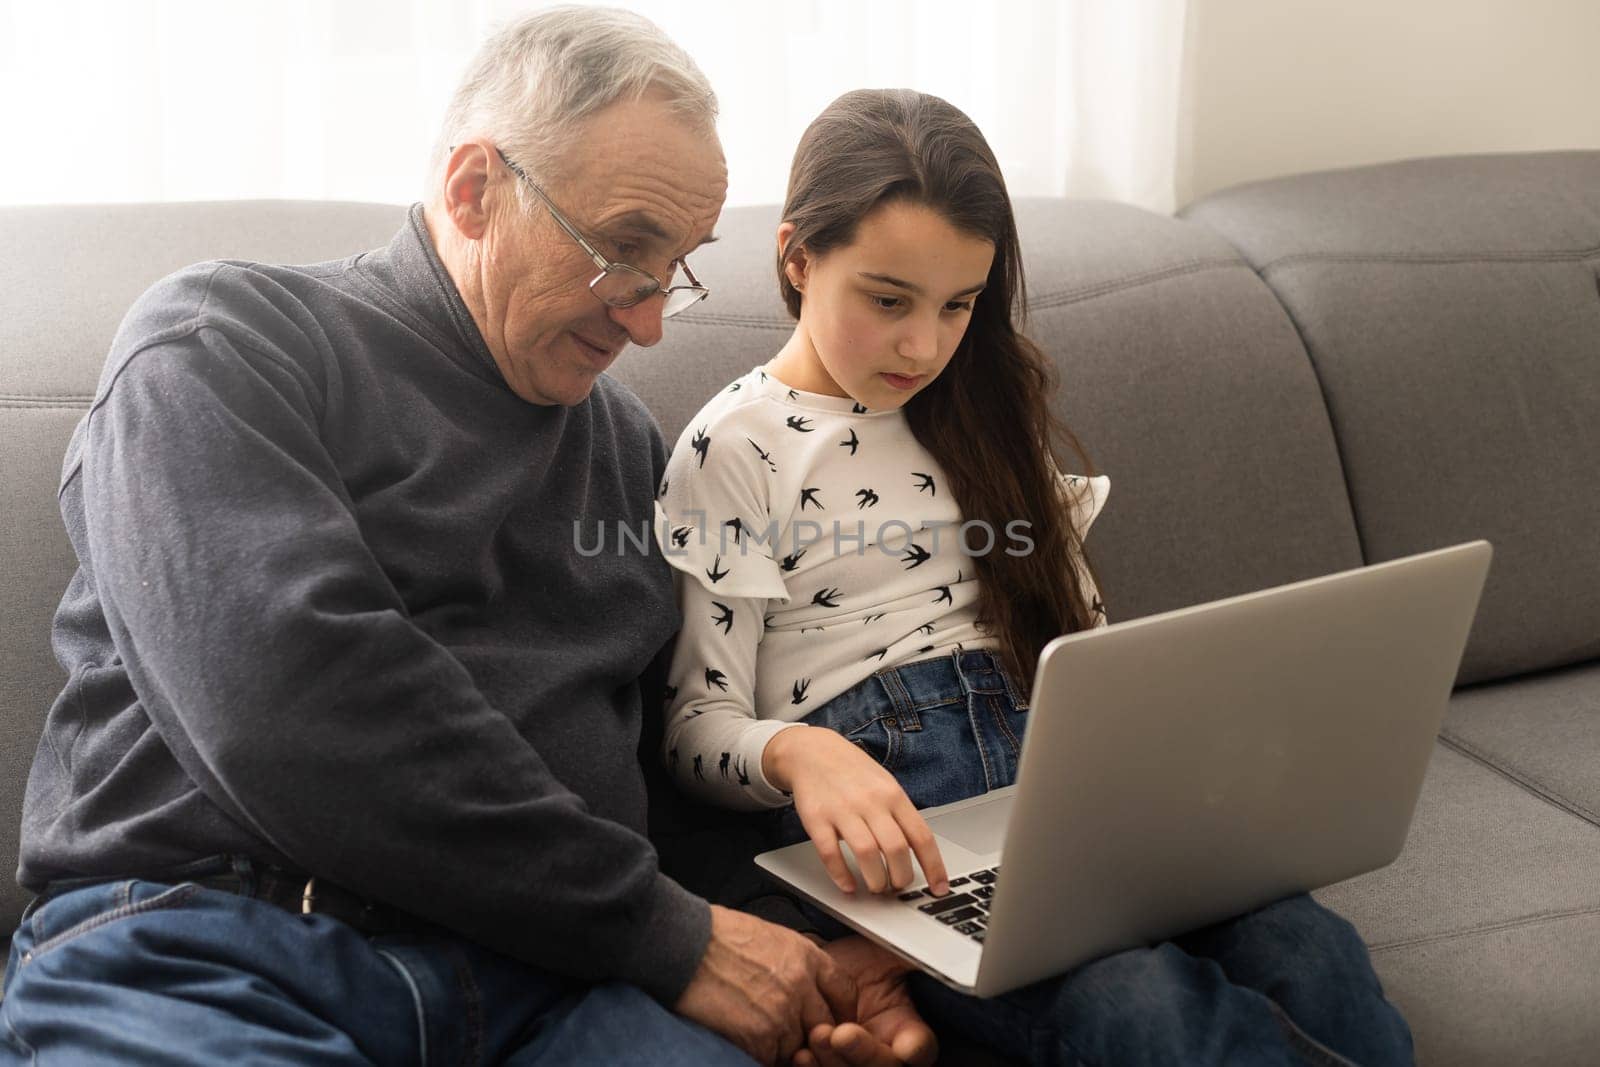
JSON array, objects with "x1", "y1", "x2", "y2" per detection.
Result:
[{"x1": 1, "y1": 8, "x2": 934, "y2": 1066}]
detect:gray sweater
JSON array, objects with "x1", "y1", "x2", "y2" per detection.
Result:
[{"x1": 19, "y1": 205, "x2": 709, "y2": 1004}]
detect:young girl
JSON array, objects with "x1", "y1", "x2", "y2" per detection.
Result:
[{"x1": 656, "y1": 89, "x2": 1412, "y2": 1066}]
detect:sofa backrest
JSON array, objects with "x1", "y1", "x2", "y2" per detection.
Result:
[{"x1": 1182, "y1": 152, "x2": 1600, "y2": 684}]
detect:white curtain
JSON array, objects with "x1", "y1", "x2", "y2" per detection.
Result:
[{"x1": 0, "y1": 0, "x2": 1189, "y2": 213}]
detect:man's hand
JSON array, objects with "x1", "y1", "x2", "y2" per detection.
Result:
[
  {"x1": 675, "y1": 905, "x2": 859, "y2": 1065},
  {"x1": 793, "y1": 936, "x2": 938, "y2": 1067}
]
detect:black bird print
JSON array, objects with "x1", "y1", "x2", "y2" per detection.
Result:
[
  {"x1": 792, "y1": 678, "x2": 812, "y2": 704},
  {"x1": 711, "y1": 601, "x2": 734, "y2": 634},
  {"x1": 690, "y1": 427, "x2": 710, "y2": 468},
  {"x1": 866, "y1": 647, "x2": 888, "y2": 662},
  {"x1": 658, "y1": 477, "x2": 669, "y2": 498},
  {"x1": 840, "y1": 428, "x2": 860, "y2": 455},
  {"x1": 719, "y1": 752, "x2": 732, "y2": 779},
  {"x1": 913, "y1": 472, "x2": 936, "y2": 495},
  {"x1": 933, "y1": 584, "x2": 953, "y2": 606},
  {"x1": 671, "y1": 525, "x2": 692, "y2": 549},
  {"x1": 723, "y1": 517, "x2": 743, "y2": 544},
  {"x1": 813, "y1": 587, "x2": 842, "y2": 608},
  {"x1": 734, "y1": 755, "x2": 751, "y2": 786},
  {"x1": 726, "y1": 382, "x2": 742, "y2": 393},
  {"x1": 917, "y1": 622, "x2": 935, "y2": 635},
  {"x1": 799, "y1": 487, "x2": 823, "y2": 510},
  {"x1": 780, "y1": 548, "x2": 807, "y2": 572},
  {"x1": 705, "y1": 667, "x2": 729, "y2": 691},
  {"x1": 745, "y1": 437, "x2": 778, "y2": 472},
  {"x1": 855, "y1": 488, "x2": 879, "y2": 509},
  {"x1": 786, "y1": 415, "x2": 816, "y2": 433},
  {"x1": 1092, "y1": 596, "x2": 1106, "y2": 619},
  {"x1": 693, "y1": 754, "x2": 705, "y2": 781},
  {"x1": 662, "y1": 684, "x2": 678, "y2": 707},
  {"x1": 759, "y1": 370, "x2": 769, "y2": 382},
  {"x1": 862, "y1": 613, "x2": 885, "y2": 624},
  {"x1": 787, "y1": 389, "x2": 799, "y2": 401},
  {"x1": 918, "y1": 645, "x2": 935, "y2": 654},
  {"x1": 706, "y1": 555, "x2": 729, "y2": 584},
  {"x1": 851, "y1": 402, "x2": 869, "y2": 414},
  {"x1": 902, "y1": 543, "x2": 931, "y2": 569}
]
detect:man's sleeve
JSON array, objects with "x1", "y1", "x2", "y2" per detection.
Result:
[{"x1": 78, "y1": 320, "x2": 708, "y2": 1004}]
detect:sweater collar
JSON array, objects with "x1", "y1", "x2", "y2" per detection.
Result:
[{"x1": 363, "y1": 203, "x2": 505, "y2": 386}]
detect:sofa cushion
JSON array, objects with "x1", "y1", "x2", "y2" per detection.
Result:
[
  {"x1": 1313, "y1": 729, "x2": 1600, "y2": 1064},
  {"x1": 1443, "y1": 658, "x2": 1600, "y2": 829},
  {"x1": 1182, "y1": 153, "x2": 1600, "y2": 685}
]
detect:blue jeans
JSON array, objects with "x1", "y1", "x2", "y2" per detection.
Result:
[
  {"x1": 1, "y1": 858, "x2": 753, "y2": 1066},
  {"x1": 771, "y1": 649, "x2": 1414, "y2": 1067}
]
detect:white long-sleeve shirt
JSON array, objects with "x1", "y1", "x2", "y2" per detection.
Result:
[{"x1": 654, "y1": 365, "x2": 1109, "y2": 810}]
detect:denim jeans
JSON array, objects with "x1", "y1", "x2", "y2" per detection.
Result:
[
  {"x1": 771, "y1": 649, "x2": 1415, "y2": 1067},
  {"x1": 0, "y1": 857, "x2": 753, "y2": 1066}
]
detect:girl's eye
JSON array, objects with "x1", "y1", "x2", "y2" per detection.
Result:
[
  {"x1": 944, "y1": 300, "x2": 975, "y2": 313},
  {"x1": 871, "y1": 295, "x2": 903, "y2": 310}
]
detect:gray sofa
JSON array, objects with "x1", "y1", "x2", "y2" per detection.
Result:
[{"x1": 3, "y1": 151, "x2": 1597, "y2": 1064}]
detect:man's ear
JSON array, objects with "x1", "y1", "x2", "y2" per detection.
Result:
[
  {"x1": 441, "y1": 141, "x2": 497, "y2": 241},
  {"x1": 777, "y1": 222, "x2": 809, "y2": 291}
]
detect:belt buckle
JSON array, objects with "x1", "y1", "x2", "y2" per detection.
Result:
[{"x1": 301, "y1": 876, "x2": 317, "y2": 916}]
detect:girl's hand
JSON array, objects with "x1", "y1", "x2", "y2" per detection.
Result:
[{"x1": 763, "y1": 726, "x2": 951, "y2": 896}]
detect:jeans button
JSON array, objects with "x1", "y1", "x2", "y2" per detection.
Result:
[{"x1": 885, "y1": 717, "x2": 897, "y2": 727}]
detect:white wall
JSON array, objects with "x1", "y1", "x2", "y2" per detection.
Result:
[{"x1": 1178, "y1": 0, "x2": 1600, "y2": 206}]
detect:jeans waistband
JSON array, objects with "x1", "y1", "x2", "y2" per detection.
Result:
[
  {"x1": 36, "y1": 855, "x2": 425, "y2": 938},
  {"x1": 873, "y1": 648, "x2": 1030, "y2": 719}
]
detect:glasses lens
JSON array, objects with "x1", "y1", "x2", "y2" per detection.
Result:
[
  {"x1": 592, "y1": 265, "x2": 659, "y2": 308},
  {"x1": 662, "y1": 287, "x2": 708, "y2": 319}
]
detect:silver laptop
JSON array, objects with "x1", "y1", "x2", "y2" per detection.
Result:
[{"x1": 756, "y1": 540, "x2": 1492, "y2": 997}]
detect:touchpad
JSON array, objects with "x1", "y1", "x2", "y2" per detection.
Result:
[{"x1": 928, "y1": 793, "x2": 1014, "y2": 853}]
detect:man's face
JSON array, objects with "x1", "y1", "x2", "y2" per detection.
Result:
[{"x1": 471, "y1": 96, "x2": 727, "y2": 406}]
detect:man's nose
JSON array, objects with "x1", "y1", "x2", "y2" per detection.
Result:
[{"x1": 608, "y1": 296, "x2": 666, "y2": 349}]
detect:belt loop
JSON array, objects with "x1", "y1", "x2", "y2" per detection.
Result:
[
  {"x1": 875, "y1": 665, "x2": 921, "y2": 731},
  {"x1": 228, "y1": 855, "x2": 257, "y2": 895}
]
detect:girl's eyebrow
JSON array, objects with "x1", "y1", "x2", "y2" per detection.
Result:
[{"x1": 857, "y1": 272, "x2": 986, "y2": 298}]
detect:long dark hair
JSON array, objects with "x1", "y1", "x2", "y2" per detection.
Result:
[{"x1": 779, "y1": 88, "x2": 1101, "y2": 688}]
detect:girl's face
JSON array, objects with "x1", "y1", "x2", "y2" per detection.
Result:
[{"x1": 774, "y1": 200, "x2": 995, "y2": 409}]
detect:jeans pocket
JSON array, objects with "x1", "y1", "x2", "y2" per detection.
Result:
[
  {"x1": 842, "y1": 715, "x2": 900, "y2": 772},
  {"x1": 20, "y1": 882, "x2": 202, "y2": 966}
]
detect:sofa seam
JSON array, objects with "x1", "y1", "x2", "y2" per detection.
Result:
[
  {"x1": 1223, "y1": 252, "x2": 1368, "y2": 563},
  {"x1": 0, "y1": 401, "x2": 92, "y2": 410},
  {"x1": 1366, "y1": 903, "x2": 1600, "y2": 955},
  {"x1": 1437, "y1": 731, "x2": 1600, "y2": 828},
  {"x1": 671, "y1": 257, "x2": 1251, "y2": 329},
  {"x1": 1026, "y1": 257, "x2": 1248, "y2": 311},
  {"x1": 1260, "y1": 244, "x2": 1600, "y2": 273}
]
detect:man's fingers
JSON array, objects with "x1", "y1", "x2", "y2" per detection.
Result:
[
  {"x1": 815, "y1": 951, "x2": 859, "y2": 1025},
  {"x1": 829, "y1": 1022, "x2": 901, "y2": 1067},
  {"x1": 894, "y1": 1023, "x2": 940, "y2": 1067}
]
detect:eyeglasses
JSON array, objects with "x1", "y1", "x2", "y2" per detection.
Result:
[{"x1": 496, "y1": 149, "x2": 709, "y2": 319}]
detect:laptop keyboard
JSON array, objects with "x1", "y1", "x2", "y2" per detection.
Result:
[{"x1": 895, "y1": 865, "x2": 999, "y2": 943}]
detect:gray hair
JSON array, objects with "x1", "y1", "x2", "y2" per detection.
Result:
[{"x1": 429, "y1": 5, "x2": 718, "y2": 206}]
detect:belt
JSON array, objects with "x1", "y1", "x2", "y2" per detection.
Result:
[{"x1": 191, "y1": 866, "x2": 422, "y2": 937}]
